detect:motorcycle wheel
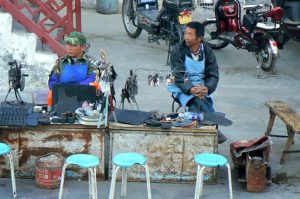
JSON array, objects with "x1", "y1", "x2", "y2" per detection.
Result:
[
  {"x1": 203, "y1": 20, "x2": 229, "y2": 49},
  {"x1": 257, "y1": 40, "x2": 277, "y2": 74},
  {"x1": 122, "y1": 0, "x2": 142, "y2": 38}
]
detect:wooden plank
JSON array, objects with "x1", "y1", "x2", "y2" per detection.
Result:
[
  {"x1": 265, "y1": 101, "x2": 300, "y2": 133},
  {"x1": 280, "y1": 125, "x2": 295, "y2": 164}
]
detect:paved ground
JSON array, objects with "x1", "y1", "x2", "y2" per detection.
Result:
[{"x1": 1, "y1": 7, "x2": 300, "y2": 199}]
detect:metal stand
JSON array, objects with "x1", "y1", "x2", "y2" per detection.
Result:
[
  {"x1": 119, "y1": 88, "x2": 140, "y2": 111},
  {"x1": 166, "y1": 42, "x2": 171, "y2": 65},
  {"x1": 97, "y1": 84, "x2": 118, "y2": 128},
  {"x1": 97, "y1": 93, "x2": 112, "y2": 128},
  {"x1": 119, "y1": 70, "x2": 140, "y2": 111},
  {"x1": 256, "y1": 64, "x2": 277, "y2": 79},
  {"x1": 97, "y1": 49, "x2": 117, "y2": 128},
  {"x1": 4, "y1": 88, "x2": 23, "y2": 103}
]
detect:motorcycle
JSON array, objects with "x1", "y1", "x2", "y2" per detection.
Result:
[
  {"x1": 202, "y1": 0, "x2": 284, "y2": 76},
  {"x1": 272, "y1": 0, "x2": 300, "y2": 43},
  {"x1": 122, "y1": 0, "x2": 195, "y2": 63}
]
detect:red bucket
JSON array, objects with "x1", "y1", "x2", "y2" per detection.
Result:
[{"x1": 35, "y1": 153, "x2": 65, "y2": 189}]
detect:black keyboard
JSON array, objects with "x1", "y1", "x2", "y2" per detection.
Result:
[{"x1": 0, "y1": 102, "x2": 34, "y2": 126}]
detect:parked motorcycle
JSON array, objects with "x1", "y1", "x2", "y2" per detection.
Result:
[
  {"x1": 272, "y1": 0, "x2": 300, "y2": 43},
  {"x1": 202, "y1": 0, "x2": 284, "y2": 76},
  {"x1": 122, "y1": 0, "x2": 195, "y2": 63}
]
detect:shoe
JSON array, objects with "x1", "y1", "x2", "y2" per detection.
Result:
[{"x1": 217, "y1": 130, "x2": 228, "y2": 144}]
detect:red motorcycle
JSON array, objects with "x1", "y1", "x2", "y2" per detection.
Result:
[
  {"x1": 202, "y1": 0, "x2": 284, "y2": 75},
  {"x1": 272, "y1": 0, "x2": 300, "y2": 44}
]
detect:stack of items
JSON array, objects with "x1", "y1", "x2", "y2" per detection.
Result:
[
  {"x1": 0, "y1": 102, "x2": 34, "y2": 126},
  {"x1": 106, "y1": 109, "x2": 232, "y2": 128},
  {"x1": 145, "y1": 111, "x2": 233, "y2": 128}
]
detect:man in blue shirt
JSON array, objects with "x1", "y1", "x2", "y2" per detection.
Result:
[{"x1": 168, "y1": 22, "x2": 219, "y2": 113}]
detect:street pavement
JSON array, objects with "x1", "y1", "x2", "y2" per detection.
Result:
[{"x1": 1, "y1": 7, "x2": 300, "y2": 199}]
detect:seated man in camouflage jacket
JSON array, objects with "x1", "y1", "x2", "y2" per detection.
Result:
[{"x1": 48, "y1": 31, "x2": 98, "y2": 89}]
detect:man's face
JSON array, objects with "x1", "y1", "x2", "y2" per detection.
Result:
[
  {"x1": 65, "y1": 43, "x2": 86, "y2": 58},
  {"x1": 184, "y1": 27, "x2": 202, "y2": 47}
]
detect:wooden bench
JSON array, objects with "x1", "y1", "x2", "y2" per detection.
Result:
[{"x1": 264, "y1": 101, "x2": 300, "y2": 164}]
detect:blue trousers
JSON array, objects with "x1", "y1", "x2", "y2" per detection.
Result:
[{"x1": 187, "y1": 96, "x2": 214, "y2": 113}]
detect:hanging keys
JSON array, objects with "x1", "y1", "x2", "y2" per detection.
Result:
[{"x1": 166, "y1": 72, "x2": 175, "y2": 85}]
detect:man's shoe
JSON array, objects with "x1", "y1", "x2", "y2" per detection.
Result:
[{"x1": 217, "y1": 130, "x2": 228, "y2": 144}]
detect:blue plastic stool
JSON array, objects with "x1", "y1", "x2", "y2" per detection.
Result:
[
  {"x1": 109, "y1": 152, "x2": 152, "y2": 199},
  {"x1": 0, "y1": 143, "x2": 17, "y2": 198},
  {"x1": 194, "y1": 153, "x2": 233, "y2": 199},
  {"x1": 58, "y1": 154, "x2": 100, "y2": 199}
]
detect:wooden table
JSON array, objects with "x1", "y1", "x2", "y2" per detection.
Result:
[{"x1": 264, "y1": 101, "x2": 300, "y2": 164}]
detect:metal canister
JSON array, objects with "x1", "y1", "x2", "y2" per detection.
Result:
[{"x1": 35, "y1": 153, "x2": 64, "y2": 189}]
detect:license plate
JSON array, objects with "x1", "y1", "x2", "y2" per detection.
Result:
[{"x1": 178, "y1": 14, "x2": 192, "y2": 25}]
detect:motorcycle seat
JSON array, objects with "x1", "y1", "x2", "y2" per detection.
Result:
[
  {"x1": 256, "y1": 22, "x2": 281, "y2": 30},
  {"x1": 243, "y1": 4, "x2": 263, "y2": 11}
]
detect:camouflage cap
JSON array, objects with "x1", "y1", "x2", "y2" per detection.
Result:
[{"x1": 64, "y1": 31, "x2": 87, "y2": 45}]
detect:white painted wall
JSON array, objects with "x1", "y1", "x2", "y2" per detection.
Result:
[{"x1": 0, "y1": 13, "x2": 57, "y2": 94}]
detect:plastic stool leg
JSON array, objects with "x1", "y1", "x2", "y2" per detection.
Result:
[
  {"x1": 121, "y1": 168, "x2": 127, "y2": 197},
  {"x1": 89, "y1": 167, "x2": 97, "y2": 199},
  {"x1": 143, "y1": 164, "x2": 152, "y2": 199},
  {"x1": 226, "y1": 163, "x2": 233, "y2": 199},
  {"x1": 88, "y1": 167, "x2": 97, "y2": 199},
  {"x1": 194, "y1": 165, "x2": 201, "y2": 199},
  {"x1": 88, "y1": 168, "x2": 92, "y2": 199},
  {"x1": 198, "y1": 166, "x2": 206, "y2": 198},
  {"x1": 109, "y1": 165, "x2": 120, "y2": 199},
  {"x1": 58, "y1": 163, "x2": 68, "y2": 199},
  {"x1": 7, "y1": 153, "x2": 17, "y2": 198},
  {"x1": 93, "y1": 167, "x2": 98, "y2": 199}
]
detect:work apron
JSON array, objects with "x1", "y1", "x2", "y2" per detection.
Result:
[{"x1": 60, "y1": 64, "x2": 88, "y2": 84}]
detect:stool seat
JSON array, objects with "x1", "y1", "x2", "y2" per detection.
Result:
[
  {"x1": 0, "y1": 143, "x2": 10, "y2": 155},
  {"x1": 66, "y1": 154, "x2": 100, "y2": 168},
  {"x1": 113, "y1": 152, "x2": 146, "y2": 168},
  {"x1": 195, "y1": 153, "x2": 228, "y2": 167}
]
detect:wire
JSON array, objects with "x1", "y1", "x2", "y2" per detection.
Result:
[
  {"x1": 132, "y1": 67, "x2": 204, "y2": 77},
  {"x1": 133, "y1": 68, "x2": 170, "y2": 74}
]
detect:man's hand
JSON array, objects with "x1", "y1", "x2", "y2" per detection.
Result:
[{"x1": 190, "y1": 85, "x2": 208, "y2": 100}]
